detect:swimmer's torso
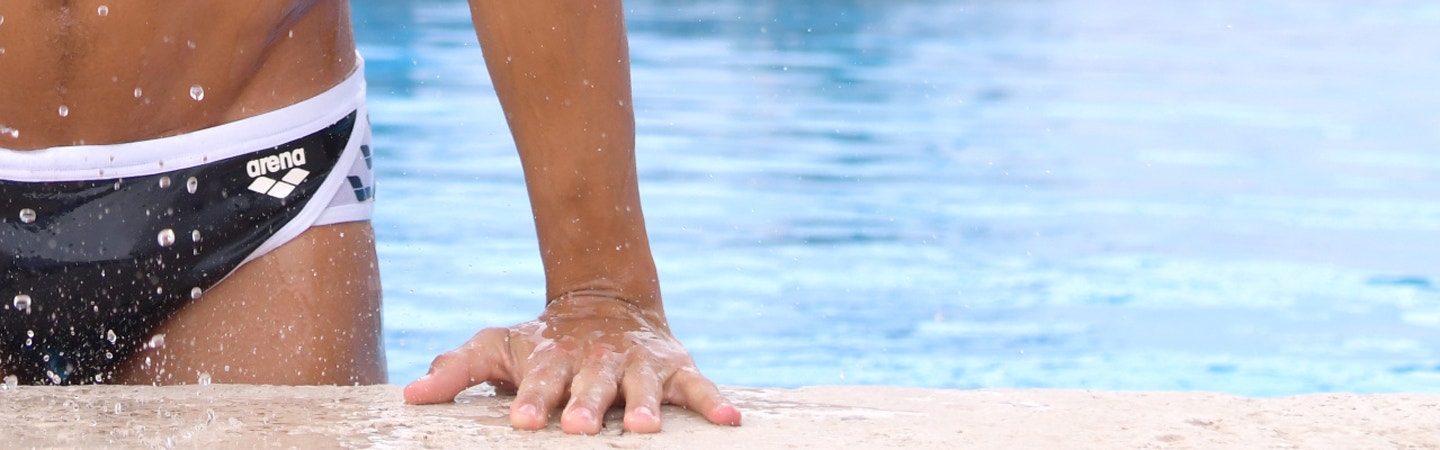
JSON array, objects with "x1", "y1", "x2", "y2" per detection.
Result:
[{"x1": 0, "y1": 0, "x2": 355, "y2": 150}]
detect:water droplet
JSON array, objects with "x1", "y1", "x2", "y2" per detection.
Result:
[
  {"x1": 197, "y1": 372, "x2": 211, "y2": 386},
  {"x1": 186, "y1": 176, "x2": 198, "y2": 194},
  {"x1": 113, "y1": 180, "x2": 123, "y2": 190},
  {"x1": 0, "y1": 126, "x2": 16, "y2": 139},
  {"x1": 97, "y1": 5, "x2": 108, "y2": 16},
  {"x1": 2, "y1": 375, "x2": 16, "y2": 389},
  {"x1": 157, "y1": 228, "x2": 176, "y2": 247},
  {"x1": 57, "y1": 105, "x2": 69, "y2": 117},
  {"x1": 114, "y1": 403, "x2": 122, "y2": 414},
  {"x1": 158, "y1": 175, "x2": 171, "y2": 189},
  {"x1": 189, "y1": 85, "x2": 205, "y2": 101},
  {"x1": 133, "y1": 87, "x2": 143, "y2": 98},
  {"x1": 190, "y1": 287, "x2": 202, "y2": 299},
  {"x1": 186, "y1": 40, "x2": 196, "y2": 49},
  {"x1": 191, "y1": 229, "x2": 202, "y2": 242},
  {"x1": 147, "y1": 334, "x2": 166, "y2": 349},
  {"x1": 18, "y1": 208, "x2": 36, "y2": 223},
  {"x1": 12, "y1": 294, "x2": 31, "y2": 313},
  {"x1": 106, "y1": 329, "x2": 117, "y2": 344},
  {"x1": 25, "y1": 330, "x2": 33, "y2": 338}
]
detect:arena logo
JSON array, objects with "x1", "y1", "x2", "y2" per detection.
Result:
[{"x1": 246, "y1": 148, "x2": 310, "y2": 199}]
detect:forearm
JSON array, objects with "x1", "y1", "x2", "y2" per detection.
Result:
[{"x1": 466, "y1": 0, "x2": 662, "y2": 312}]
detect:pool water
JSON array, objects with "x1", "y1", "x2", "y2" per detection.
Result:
[{"x1": 354, "y1": 0, "x2": 1440, "y2": 396}]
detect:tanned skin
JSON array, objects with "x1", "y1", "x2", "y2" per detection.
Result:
[{"x1": 0, "y1": 0, "x2": 739, "y2": 434}]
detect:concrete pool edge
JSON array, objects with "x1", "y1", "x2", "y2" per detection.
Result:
[{"x1": 4, "y1": 385, "x2": 1437, "y2": 448}]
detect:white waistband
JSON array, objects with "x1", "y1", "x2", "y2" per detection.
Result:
[{"x1": 0, "y1": 61, "x2": 367, "y2": 182}]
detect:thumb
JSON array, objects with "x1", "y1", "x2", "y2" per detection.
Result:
[{"x1": 403, "y1": 327, "x2": 514, "y2": 404}]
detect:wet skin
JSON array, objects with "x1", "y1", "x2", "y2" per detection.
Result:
[{"x1": 0, "y1": 0, "x2": 739, "y2": 433}]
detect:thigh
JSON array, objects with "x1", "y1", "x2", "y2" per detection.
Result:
[{"x1": 114, "y1": 222, "x2": 386, "y2": 385}]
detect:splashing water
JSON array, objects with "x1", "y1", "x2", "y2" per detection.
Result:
[
  {"x1": 189, "y1": 85, "x2": 205, "y2": 101},
  {"x1": 157, "y1": 228, "x2": 176, "y2": 247},
  {"x1": 18, "y1": 208, "x2": 36, "y2": 224}
]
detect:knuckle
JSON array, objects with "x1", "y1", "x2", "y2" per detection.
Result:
[
  {"x1": 429, "y1": 349, "x2": 465, "y2": 367},
  {"x1": 621, "y1": 357, "x2": 659, "y2": 377},
  {"x1": 585, "y1": 346, "x2": 615, "y2": 360},
  {"x1": 621, "y1": 344, "x2": 661, "y2": 363},
  {"x1": 479, "y1": 326, "x2": 511, "y2": 339}
]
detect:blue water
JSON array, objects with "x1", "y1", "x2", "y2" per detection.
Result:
[{"x1": 354, "y1": 0, "x2": 1440, "y2": 396}]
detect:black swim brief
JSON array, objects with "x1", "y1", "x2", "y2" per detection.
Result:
[{"x1": 0, "y1": 67, "x2": 376, "y2": 385}]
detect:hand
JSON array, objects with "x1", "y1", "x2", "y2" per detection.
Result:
[{"x1": 402, "y1": 294, "x2": 742, "y2": 434}]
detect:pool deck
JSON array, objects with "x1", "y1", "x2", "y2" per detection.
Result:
[{"x1": 4, "y1": 385, "x2": 1437, "y2": 448}]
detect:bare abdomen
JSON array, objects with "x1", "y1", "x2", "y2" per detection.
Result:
[{"x1": 0, "y1": 0, "x2": 355, "y2": 149}]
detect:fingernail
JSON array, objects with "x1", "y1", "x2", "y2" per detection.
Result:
[
  {"x1": 635, "y1": 406, "x2": 655, "y2": 419},
  {"x1": 518, "y1": 403, "x2": 538, "y2": 418},
  {"x1": 573, "y1": 408, "x2": 594, "y2": 422}
]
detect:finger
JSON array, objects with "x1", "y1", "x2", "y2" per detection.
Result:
[
  {"x1": 510, "y1": 356, "x2": 573, "y2": 431},
  {"x1": 620, "y1": 365, "x2": 664, "y2": 433},
  {"x1": 560, "y1": 352, "x2": 621, "y2": 435},
  {"x1": 668, "y1": 367, "x2": 741, "y2": 426},
  {"x1": 403, "y1": 328, "x2": 513, "y2": 405}
]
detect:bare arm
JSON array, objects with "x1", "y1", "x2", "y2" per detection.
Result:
[
  {"x1": 402, "y1": 0, "x2": 741, "y2": 434},
  {"x1": 470, "y1": 0, "x2": 658, "y2": 308}
]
